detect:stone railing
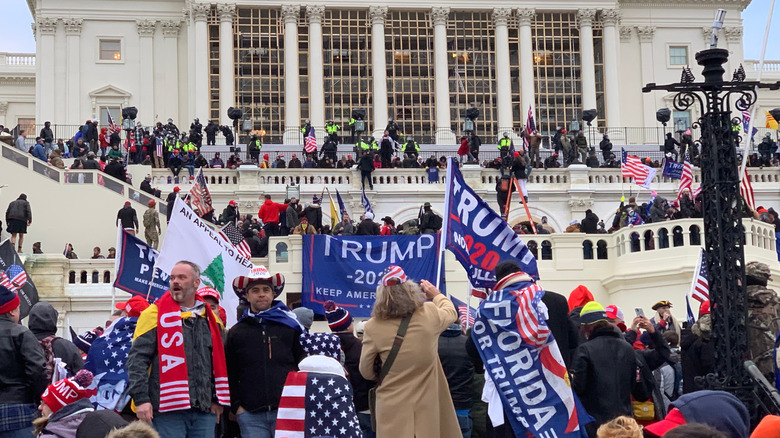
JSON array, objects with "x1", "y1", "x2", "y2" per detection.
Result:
[
  {"x1": 0, "y1": 52, "x2": 36, "y2": 67},
  {"x1": 744, "y1": 59, "x2": 780, "y2": 73}
]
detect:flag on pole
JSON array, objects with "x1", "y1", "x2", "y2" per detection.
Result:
[
  {"x1": 107, "y1": 112, "x2": 119, "y2": 135},
  {"x1": 304, "y1": 126, "x2": 317, "y2": 153},
  {"x1": 740, "y1": 168, "x2": 756, "y2": 211},
  {"x1": 361, "y1": 188, "x2": 373, "y2": 215},
  {"x1": 335, "y1": 189, "x2": 348, "y2": 219},
  {"x1": 689, "y1": 248, "x2": 709, "y2": 303},
  {"x1": 685, "y1": 296, "x2": 696, "y2": 327},
  {"x1": 523, "y1": 106, "x2": 536, "y2": 152},
  {"x1": 451, "y1": 295, "x2": 476, "y2": 328},
  {"x1": 676, "y1": 161, "x2": 694, "y2": 201},
  {"x1": 218, "y1": 223, "x2": 252, "y2": 260},
  {"x1": 190, "y1": 168, "x2": 213, "y2": 217},
  {"x1": 83, "y1": 316, "x2": 136, "y2": 410},
  {"x1": 328, "y1": 192, "x2": 339, "y2": 229},
  {"x1": 621, "y1": 148, "x2": 657, "y2": 189},
  {"x1": 766, "y1": 111, "x2": 779, "y2": 130},
  {"x1": 157, "y1": 197, "x2": 253, "y2": 326},
  {"x1": 0, "y1": 240, "x2": 39, "y2": 318},
  {"x1": 471, "y1": 287, "x2": 489, "y2": 300}
]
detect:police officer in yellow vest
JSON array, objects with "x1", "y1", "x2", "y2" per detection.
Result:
[
  {"x1": 367, "y1": 136, "x2": 379, "y2": 152},
  {"x1": 356, "y1": 137, "x2": 371, "y2": 155},
  {"x1": 498, "y1": 132, "x2": 513, "y2": 161},
  {"x1": 402, "y1": 136, "x2": 419, "y2": 159},
  {"x1": 325, "y1": 120, "x2": 340, "y2": 144}
]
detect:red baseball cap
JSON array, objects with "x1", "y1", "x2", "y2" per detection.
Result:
[
  {"x1": 198, "y1": 286, "x2": 221, "y2": 303},
  {"x1": 644, "y1": 408, "x2": 686, "y2": 436},
  {"x1": 605, "y1": 305, "x2": 624, "y2": 322},
  {"x1": 115, "y1": 296, "x2": 150, "y2": 317},
  {"x1": 699, "y1": 300, "x2": 711, "y2": 316},
  {"x1": 229, "y1": 200, "x2": 237, "y2": 206}
]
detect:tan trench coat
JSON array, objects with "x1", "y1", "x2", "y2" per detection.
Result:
[{"x1": 359, "y1": 294, "x2": 461, "y2": 438}]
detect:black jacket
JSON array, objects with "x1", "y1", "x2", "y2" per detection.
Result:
[
  {"x1": 355, "y1": 219, "x2": 380, "y2": 235},
  {"x1": 221, "y1": 205, "x2": 238, "y2": 226},
  {"x1": 226, "y1": 317, "x2": 303, "y2": 413},
  {"x1": 0, "y1": 317, "x2": 47, "y2": 404},
  {"x1": 140, "y1": 179, "x2": 155, "y2": 195},
  {"x1": 28, "y1": 302, "x2": 83, "y2": 375},
  {"x1": 303, "y1": 205, "x2": 323, "y2": 232},
  {"x1": 40, "y1": 127, "x2": 54, "y2": 143},
  {"x1": 680, "y1": 326, "x2": 714, "y2": 394},
  {"x1": 335, "y1": 332, "x2": 374, "y2": 412},
  {"x1": 581, "y1": 211, "x2": 599, "y2": 234},
  {"x1": 541, "y1": 291, "x2": 579, "y2": 369},
  {"x1": 117, "y1": 205, "x2": 138, "y2": 230},
  {"x1": 165, "y1": 192, "x2": 179, "y2": 222},
  {"x1": 357, "y1": 154, "x2": 374, "y2": 172},
  {"x1": 438, "y1": 328, "x2": 474, "y2": 410},
  {"x1": 571, "y1": 326, "x2": 637, "y2": 426},
  {"x1": 104, "y1": 161, "x2": 126, "y2": 182}
]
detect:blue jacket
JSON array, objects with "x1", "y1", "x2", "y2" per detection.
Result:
[{"x1": 33, "y1": 143, "x2": 47, "y2": 161}]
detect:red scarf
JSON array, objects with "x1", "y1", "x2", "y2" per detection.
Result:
[{"x1": 156, "y1": 291, "x2": 230, "y2": 412}]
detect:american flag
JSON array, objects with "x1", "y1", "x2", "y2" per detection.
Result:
[
  {"x1": 190, "y1": 168, "x2": 213, "y2": 217},
  {"x1": 471, "y1": 286, "x2": 488, "y2": 300},
  {"x1": 83, "y1": 316, "x2": 135, "y2": 411},
  {"x1": 689, "y1": 248, "x2": 709, "y2": 303},
  {"x1": 523, "y1": 106, "x2": 536, "y2": 152},
  {"x1": 0, "y1": 265, "x2": 28, "y2": 292},
  {"x1": 275, "y1": 371, "x2": 362, "y2": 438},
  {"x1": 621, "y1": 148, "x2": 657, "y2": 189},
  {"x1": 742, "y1": 109, "x2": 751, "y2": 132},
  {"x1": 219, "y1": 223, "x2": 252, "y2": 260},
  {"x1": 451, "y1": 295, "x2": 476, "y2": 327},
  {"x1": 107, "y1": 112, "x2": 119, "y2": 135},
  {"x1": 676, "y1": 161, "x2": 693, "y2": 201},
  {"x1": 155, "y1": 136, "x2": 163, "y2": 158},
  {"x1": 512, "y1": 283, "x2": 550, "y2": 347},
  {"x1": 304, "y1": 127, "x2": 317, "y2": 153},
  {"x1": 740, "y1": 168, "x2": 755, "y2": 211}
]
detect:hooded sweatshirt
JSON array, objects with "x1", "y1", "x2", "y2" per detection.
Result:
[{"x1": 28, "y1": 302, "x2": 84, "y2": 374}]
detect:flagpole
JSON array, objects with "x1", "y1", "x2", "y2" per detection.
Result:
[
  {"x1": 466, "y1": 286, "x2": 472, "y2": 331},
  {"x1": 436, "y1": 159, "x2": 455, "y2": 290},
  {"x1": 740, "y1": 0, "x2": 775, "y2": 180}
]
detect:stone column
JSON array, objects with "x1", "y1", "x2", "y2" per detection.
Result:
[
  {"x1": 431, "y1": 7, "x2": 454, "y2": 144},
  {"x1": 636, "y1": 26, "x2": 657, "y2": 138},
  {"x1": 218, "y1": 4, "x2": 236, "y2": 126},
  {"x1": 281, "y1": 5, "x2": 301, "y2": 145},
  {"x1": 137, "y1": 20, "x2": 156, "y2": 125},
  {"x1": 493, "y1": 8, "x2": 513, "y2": 136},
  {"x1": 724, "y1": 27, "x2": 743, "y2": 76},
  {"x1": 63, "y1": 18, "x2": 82, "y2": 126},
  {"x1": 577, "y1": 9, "x2": 598, "y2": 126},
  {"x1": 517, "y1": 8, "x2": 536, "y2": 124},
  {"x1": 192, "y1": 2, "x2": 211, "y2": 122},
  {"x1": 36, "y1": 17, "x2": 58, "y2": 124},
  {"x1": 161, "y1": 20, "x2": 182, "y2": 123},
  {"x1": 307, "y1": 5, "x2": 326, "y2": 139},
  {"x1": 601, "y1": 9, "x2": 621, "y2": 129},
  {"x1": 370, "y1": 6, "x2": 388, "y2": 138}
]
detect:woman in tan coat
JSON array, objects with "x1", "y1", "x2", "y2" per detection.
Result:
[{"x1": 359, "y1": 266, "x2": 461, "y2": 438}]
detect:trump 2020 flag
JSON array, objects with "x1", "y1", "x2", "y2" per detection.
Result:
[
  {"x1": 472, "y1": 272, "x2": 592, "y2": 437},
  {"x1": 156, "y1": 197, "x2": 253, "y2": 326},
  {"x1": 83, "y1": 316, "x2": 137, "y2": 411},
  {"x1": 442, "y1": 158, "x2": 538, "y2": 289}
]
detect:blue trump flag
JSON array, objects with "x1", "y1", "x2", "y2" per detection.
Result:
[
  {"x1": 83, "y1": 316, "x2": 136, "y2": 411},
  {"x1": 335, "y1": 188, "x2": 348, "y2": 219},
  {"x1": 662, "y1": 159, "x2": 685, "y2": 179},
  {"x1": 472, "y1": 272, "x2": 592, "y2": 437},
  {"x1": 302, "y1": 234, "x2": 442, "y2": 317},
  {"x1": 113, "y1": 230, "x2": 169, "y2": 301},
  {"x1": 442, "y1": 158, "x2": 539, "y2": 288}
]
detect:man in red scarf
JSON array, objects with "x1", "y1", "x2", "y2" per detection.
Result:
[{"x1": 127, "y1": 260, "x2": 229, "y2": 438}]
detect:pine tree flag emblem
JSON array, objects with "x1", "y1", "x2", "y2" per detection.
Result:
[{"x1": 201, "y1": 254, "x2": 226, "y2": 296}]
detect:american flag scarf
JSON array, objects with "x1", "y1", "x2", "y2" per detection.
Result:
[{"x1": 152, "y1": 291, "x2": 229, "y2": 412}]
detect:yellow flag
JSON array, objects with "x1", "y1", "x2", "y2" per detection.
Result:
[
  {"x1": 767, "y1": 111, "x2": 779, "y2": 130},
  {"x1": 330, "y1": 195, "x2": 339, "y2": 229}
]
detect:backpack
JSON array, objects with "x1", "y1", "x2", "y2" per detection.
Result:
[
  {"x1": 39, "y1": 335, "x2": 59, "y2": 382},
  {"x1": 430, "y1": 213, "x2": 443, "y2": 231}
]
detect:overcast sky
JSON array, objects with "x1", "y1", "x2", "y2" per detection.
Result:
[{"x1": 0, "y1": 0, "x2": 777, "y2": 58}]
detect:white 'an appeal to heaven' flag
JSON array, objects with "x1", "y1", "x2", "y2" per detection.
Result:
[{"x1": 156, "y1": 197, "x2": 253, "y2": 326}]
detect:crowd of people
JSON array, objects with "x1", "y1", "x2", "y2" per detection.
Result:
[{"x1": 1, "y1": 256, "x2": 779, "y2": 438}]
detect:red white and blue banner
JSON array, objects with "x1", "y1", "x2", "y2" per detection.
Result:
[
  {"x1": 301, "y1": 234, "x2": 442, "y2": 317},
  {"x1": 113, "y1": 230, "x2": 169, "y2": 301},
  {"x1": 471, "y1": 273, "x2": 592, "y2": 437},
  {"x1": 0, "y1": 239, "x2": 38, "y2": 318},
  {"x1": 442, "y1": 158, "x2": 539, "y2": 289}
]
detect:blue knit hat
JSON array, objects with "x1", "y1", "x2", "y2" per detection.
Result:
[{"x1": 0, "y1": 284, "x2": 19, "y2": 314}]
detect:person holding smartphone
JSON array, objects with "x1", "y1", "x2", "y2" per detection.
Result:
[{"x1": 650, "y1": 300, "x2": 681, "y2": 335}]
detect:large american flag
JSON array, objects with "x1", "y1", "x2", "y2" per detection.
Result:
[
  {"x1": 512, "y1": 283, "x2": 550, "y2": 347},
  {"x1": 218, "y1": 223, "x2": 252, "y2": 260},
  {"x1": 676, "y1": 161, "x2": 693, "y2": 201},
  {"x1": 304, "y1": 127, "x2": 317, "y2": 153},
  {"x1": 190, "y1": 168, "x2": 213, "y2": 217},
  {"x1": 0, "y1": 265, "x2": 28, "y2": 292},
  {"x1": 689, "y1": 248, "x2": 709, "y2": 303},
  {"x1": 83, "y1": 316, "x2": 136, "y2": 410},
  {"x1": 740, "y1": 168, "x2": 755, "y2": 211},
  {"x1": 274, "y1": 371, "x2": 362, "y2": 438},
  {"x1": 621, "y1": 148, "x2": 657, "y2": 189},
  {"x1": 107, "y1": 112, "x2": 120, "y2": 135},
  {"x1": 451, "y1": 295, "x2": 476, "y2": 327}
]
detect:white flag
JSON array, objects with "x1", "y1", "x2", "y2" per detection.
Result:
[{"x1": 157, "y1": 197, "x2": 253, "y2": 326}]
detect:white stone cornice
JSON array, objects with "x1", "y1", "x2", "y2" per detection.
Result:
[
  {"x1": 492, "y1": 8, "x2": 512, "y2": 27},
  {"x1": 430, "y1": 7, "x2": 450, "y2": 26},
  {"x1": 306, "y1": 5, "x2": 325, "y2": 24},
  {"x1": 724, "y1": 27, "x2": 743, "y2": 43},
  {"x1": 217, "y1": 4, "x2": 236, "y2": 22},
  {"x1": 63, "y1": 18, "x2": 82, "y2": 35},
  {"x1": 36, "y1": 17, "x2": 58, "y2": 35},
  {"x1": 601, "y1": 9, "x2": 620, "y2": 27},
  {"x1": 577, "y1": 9, "x2": 597, "y2": 27},
  {"x1": 618, "y1": 0, "x2": 749, "y2": 8},
  {"x1": 636, "y1": 26, "x2": 656, "y2": 42},
  {"x1": 369, "y1": 6, "x2": 387, "y2": 25},
  {"x1": 136, "y1": 19, "x2": 156, "y2": 37},
  {"x1": 516, "y1": 8, "x2": 535, "y2": 27},
  {"x1": 619, "y1": 26, "x2": 632, "y2": 42},
  {"x1": 191, "y1": 2, "x2": 210, "y2": 22},
  {"x1": 160, "y1": 20, "x2": 182, "y2": 38},
  {"x1": 281, "y1": 4, "x2": 300, "y2": 24}
]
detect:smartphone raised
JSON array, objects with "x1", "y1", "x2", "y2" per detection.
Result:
[{"x1": 635, "y1": 307, "x2": 645, "y2": 318}]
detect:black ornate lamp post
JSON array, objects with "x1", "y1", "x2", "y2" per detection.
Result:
[{"x1": 643, "y1": 14, "x2": 780, "y2": 420}]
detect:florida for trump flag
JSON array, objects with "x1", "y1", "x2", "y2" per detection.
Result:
[
  {"x1": 274, "y1": 371, "x2": 362, "y2": 438},
  {"x1": 471, "y1": 272, "x2": 592, "y2": 437},
  {"x1": 83, "y1": 316, "x2": 137, "y2": 411}
]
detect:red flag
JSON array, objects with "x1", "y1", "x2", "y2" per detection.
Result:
[{"x1": 740, "y1": 168, "x2": 755, "y2": 211}]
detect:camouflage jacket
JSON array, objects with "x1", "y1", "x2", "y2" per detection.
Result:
[{"x1": 747, "y1": 284, "x2": 780, "y2": 377}]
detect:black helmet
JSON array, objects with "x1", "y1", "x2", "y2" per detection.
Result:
[{"x1": 368, "y1": 136, "x2": 375, "y2": 142}]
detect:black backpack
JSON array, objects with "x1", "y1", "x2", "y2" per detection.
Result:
[{"x1": 430, "y1": 213, "x2": 443, "y2": 231}]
